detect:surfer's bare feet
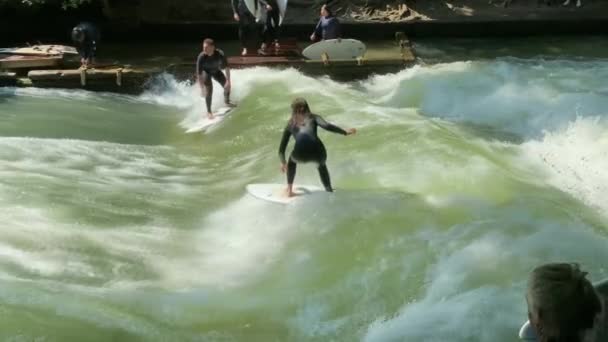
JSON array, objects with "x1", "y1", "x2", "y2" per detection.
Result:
[
  {"x1": 285, "y1": 185, "x2": 295, "y2": 198},
  {"x1": 258, "y1": 45, "x2": 267, "y2": 55},
  {"x1": 241, "y1": 48, "x2": 247, "y2": 56},
  {"x1": 207, "y1": 112, "x2": 214, "y2": 119}
]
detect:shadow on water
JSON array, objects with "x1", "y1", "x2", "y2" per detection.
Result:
[
  {"x1": 0, "y1": 87, "x2": 16, "y2": 104},
  {"x1": 458, "y1": 121, "x2": 525, "y2": 144}
]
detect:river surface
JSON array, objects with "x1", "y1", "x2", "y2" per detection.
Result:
[{"x1": 0, "y1": 37, "x2": 607, "y2": 341}]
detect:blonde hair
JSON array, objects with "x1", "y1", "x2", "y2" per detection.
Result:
[{"x1": 290, "y1": 98, "x2": 312, "y2": 126}]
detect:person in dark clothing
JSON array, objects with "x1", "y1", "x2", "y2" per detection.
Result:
[
  {"x1": 71, "y1": 22, "x2": 100, "y2": 68},
  {"x1": 310, "y1": 4, "x2": 341, "y2": 41},
  {"x1": 259, "y1": 0, "x2": 281, "y2": 53},
  {"x1": 278, "y1": 98, "x2": 356, "y2": 197},
  {"x1": 523, "y1": 263, "x2": 608, "y2": 342},
  {"x1": 196, "y1": 38, "x2": 232, "y2": 119},
  {"x1": 232, "y1": 0, "x2": 258, "y2": 55}
]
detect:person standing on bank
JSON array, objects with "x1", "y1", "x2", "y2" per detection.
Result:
[
  {"x1": 196, "y1": 38, "x2": 233, "y2": 119},
  {"x1": 71, "y1": 22, "x2": 100, "y2": 68},
  {"x1": 232, "y1": 0, "x2": 258, "y2": 55},
  {"x1": 258, "y1": 0, "x2": 281, "y2": 53}
]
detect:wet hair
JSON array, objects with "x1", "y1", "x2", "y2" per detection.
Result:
[
  {"x1": 321, "y1": 4, "x2": 333, "y2": 17},
  {"x1": 291, "y1": 97, "x2": 311, "y2": 114},
  {"x1": 290, "y1": 98, "x2": 312, "y2": 125},
  {"x1": 203, "y1": 38, "x2": 215, "y2": 46},
  {"x1": 526, "y1": 263, "x2": 602, "y2": 342},
  {"x1": 71, "y1": 27, "x2": 84, "y2": 43}
]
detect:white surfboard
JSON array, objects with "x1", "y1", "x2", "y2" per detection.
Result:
[
  {"x1": 244, "y1": 0, "x2": 265, "y2": 22},
  {"x1": 518, "y1": 320, "x2": 536, "y2": 341},
  {"x1": 302, "y1": 39, "x2": 367, "y2": 61},
  {"x1": 277, "y1": 0, "x2": 287, "y2": 26},
  {"x1": 244, "y1": 0, "x2": 287, "y2": 25},
  {"x1": 185, "y1": 107, "x2": 234, "y2": 133},
  {"x1": 0, "y1": 45, "x2": 78, "y2": 56},
  {"x1": 246, "y1": 183, "x2": 325, "y2": 204}
]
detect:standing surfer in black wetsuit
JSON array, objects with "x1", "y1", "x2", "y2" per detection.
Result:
[
  {"x1": 278, "y1": 98, "x2": 356, "y2": 197},
  {"x1": 196, "y1": 38, "x2": 233, "y2": 119}
]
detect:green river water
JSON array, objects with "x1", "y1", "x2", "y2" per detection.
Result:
[{"x1": 0, "y1": 36, "x2": 607, "y2": 341}]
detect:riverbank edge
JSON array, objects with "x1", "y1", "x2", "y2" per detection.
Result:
[{"x1": 2, "y1": 14, "x2": 608, "y2": 46}]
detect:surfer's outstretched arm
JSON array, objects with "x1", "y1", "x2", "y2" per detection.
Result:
[
  {"x1": 313, "y1": 114, "x2": 356, "y2": 135},
  {"x1": 278, "y1": 126, "x2": 291, "y2": 165}
]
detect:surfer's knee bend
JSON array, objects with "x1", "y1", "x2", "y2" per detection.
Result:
[{"x1": 317, "y1": 164, "x2": 332, "y2": 192}]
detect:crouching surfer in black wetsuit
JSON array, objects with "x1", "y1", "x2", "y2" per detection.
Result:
[
  {"x1": 278, "y1": 98, "x2": 356, "y2": 197},
  {"x1": 71, "y1": 22, "x2": 100, "y2": 68},
  {"x1": 196, "y1": 38, "x2": 233, "y2": 119}
]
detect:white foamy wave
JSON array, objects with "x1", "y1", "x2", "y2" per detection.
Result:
[
  {"x1": 0, "y1": 194, "x2": 302, "y2": 291},
  {"x1": 521, "y1": 116, "x2": 608, "y2": 215},
  {"x1": 361, "y1": 62, "x2": 473, "y2": 108},
  {"x1": 138, "y1": 73, "x2": 200, "y2": 109},
  {"x1": 0, "y1": 85, "x2": 141, "y2": 104},
  {"x1": 139, "y1": 68, "x2": 369, "y2": 133},
  {"x1": 140, "y1": 196, "x2": 301, "y2": 289},
  {"x1": 364, "y1": 222, "x2": 608, "y2": 342},
  {"x1": 0, "y1": 135, "x2": 300, "y2": 289},
  {"x1": 140, "y1": 68, "x2": 357, "y2": 108},
  {"x1": 360, "y1": 59, "x2": 608, "y2": 139},
  {"x1": 0, "y1": 137, "x2": 207, "y2": 215}
]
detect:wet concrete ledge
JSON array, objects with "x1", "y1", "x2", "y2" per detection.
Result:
[{"x1": 1, "y1": 36, "x2": 416, "y2": 94}]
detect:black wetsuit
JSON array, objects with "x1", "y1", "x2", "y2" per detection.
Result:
[
  {"x1": 196, "y1": 49, "x2": 229, "y2": 113},
  {"x1": 278, "y1": 114, "x2": 347, "y2": 192},
  {"x1": 313, "y1": 16, "x2": 341, "y2": 40},
  {"x1": 259, "y1": 0, "x2": 281, "y2": 46},
  {"x1": 232, "y1": 0, "x2": 258, "y2": 49},
  {"x1": 72, "y1": 22, "x2": 100, "y2": 60}
]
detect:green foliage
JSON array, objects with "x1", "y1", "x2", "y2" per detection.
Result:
[{"x1": 0, "y1": 0, "x2": 93, "y2": 10}]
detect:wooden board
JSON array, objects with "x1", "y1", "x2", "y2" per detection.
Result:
[
  {"x1": 0, "y1": 54, "x2": 63, "y2": 69},
  {"x1": 0, "y1": 45, "x2": 77, "y2": 56}
]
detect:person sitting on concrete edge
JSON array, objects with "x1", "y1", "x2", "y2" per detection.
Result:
[{"x1": 310, "y1": 4, "x2": 341, "y2": 42}]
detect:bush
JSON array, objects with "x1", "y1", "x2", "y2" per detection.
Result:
[{"x1": 0, "y1": 0, "x2": 93, "y2": 10}]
